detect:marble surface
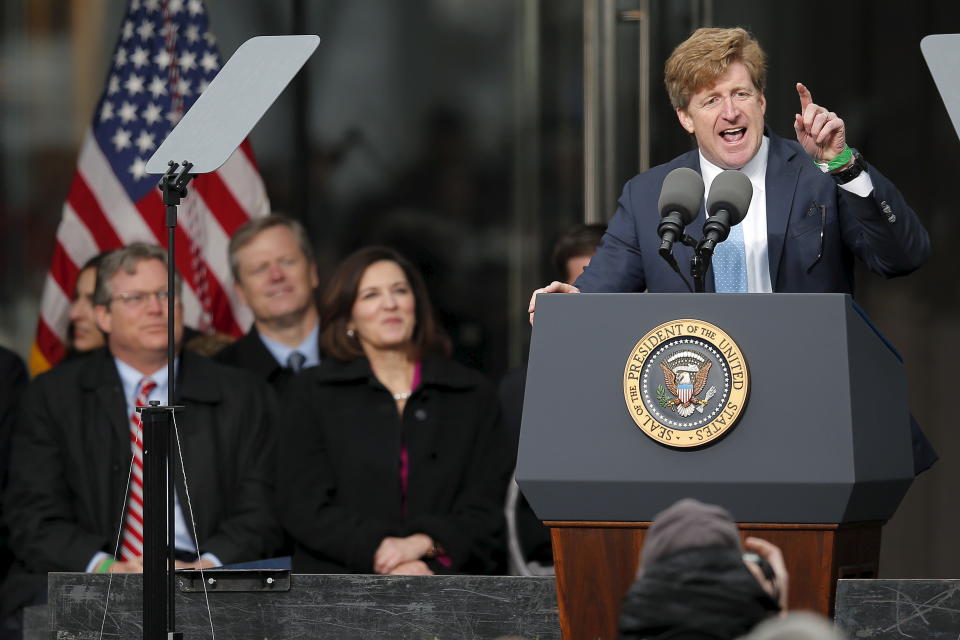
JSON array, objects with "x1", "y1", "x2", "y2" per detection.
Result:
[
  {"x1": 45, "y1": 572, "x2": 560, "y2": 640},
  {"x1": 836, "y1": 579, "x2": 960, "y2": 638}
]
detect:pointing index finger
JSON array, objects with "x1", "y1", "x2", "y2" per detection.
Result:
[{"x1": 796, "y1": 82, "x2": 813, "y2": 112}]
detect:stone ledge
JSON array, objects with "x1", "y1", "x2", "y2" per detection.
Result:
[
  {"x1": 41, "y1": 572, "x2": 559, "y2": 640},
  {"x1": 836, "y1": 579, "x2": 960, "y2": 638}
]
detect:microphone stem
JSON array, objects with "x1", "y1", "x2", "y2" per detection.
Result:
[
  {"x1": 691, "y1": 250, "x2": 709, "y2": 293},
  {"x1": 659, "y1": 230, "x2": 676, "y2": 256}
]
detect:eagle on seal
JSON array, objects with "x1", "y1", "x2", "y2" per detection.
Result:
[{"x1": 660, "y1": 360, "x2": 712, "y2": 417}]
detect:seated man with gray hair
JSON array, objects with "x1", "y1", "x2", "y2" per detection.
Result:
[{"x1": 2, "y1": 243, "x2": 280, "y2": 621}]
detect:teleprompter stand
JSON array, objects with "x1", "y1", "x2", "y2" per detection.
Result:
[
  {"x1": 142, "y1": 35, "x2": 319, "y2": 640},
  {"x1": 138, "y1": 402, "x2": 183, "y2": 640},
  {"x1": 136, "y1": 162, "x2": 191, "y2": 640}
]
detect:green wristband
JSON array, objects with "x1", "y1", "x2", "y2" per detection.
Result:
[
  {"x1": 813, "y1": 145, "x2": 853, "y2": 172},
  {"x1": 97, "y1": 557, "x2": 116, "y2": 573}
]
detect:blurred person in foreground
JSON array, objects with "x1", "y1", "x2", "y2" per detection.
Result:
[
  {"x1": 277, "y1": 246, "x2": 513, "y2": 575},
  {"x1": 2, "y1": 243, "x2": 280, "y2": 623},
  {"x1": 216, "y1": 215, "x2": 321, "y2": 393},
  {"x1": 741, "y1": 611, "x2": 847, "y2": 640},
  {"x1": 619, "y1": 498, "x2": 786, "y2": 640}
]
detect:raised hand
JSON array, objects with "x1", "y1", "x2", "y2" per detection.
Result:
[
  {"x1": 793, "y1": 83, "x2": 847, "y2": 164},
  {"x1": 744, "y1": 536, "x2": 789, "y2": 612}
]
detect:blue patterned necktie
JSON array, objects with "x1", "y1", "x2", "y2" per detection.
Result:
[
  {"x1": 712, "y1": 222, "x2": 748, "y2": 293},
  {"x1": 287, "y1": 351, "x2": 306, "y2": 373}
]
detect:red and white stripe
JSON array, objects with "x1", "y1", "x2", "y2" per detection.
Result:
[
  {"x1": 120, "y1": 378, "x2": 157, "y2": 561},
  {"x1": 30, "y1": 135, "x2": 266, "y2": 375}
]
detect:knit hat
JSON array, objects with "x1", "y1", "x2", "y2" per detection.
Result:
[{"x1": 640, "y1": 498, "x2": 742, "y2": 569}]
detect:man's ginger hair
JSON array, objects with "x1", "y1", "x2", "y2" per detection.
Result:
[{"x1": 664, "y1": 27, "x2": 767, "y2": 111}]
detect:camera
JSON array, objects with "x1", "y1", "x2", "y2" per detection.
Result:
[{"x1": 743, "y1": 552, "x2": 776, "y2": 583}]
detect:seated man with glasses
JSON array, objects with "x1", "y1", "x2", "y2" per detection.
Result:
[{"x1": 1, "y1": 243, "x2": 281, "y2": 622}]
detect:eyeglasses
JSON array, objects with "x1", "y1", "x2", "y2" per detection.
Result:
[{"x1": 109, "y1": 290, "x2": 174, "y2": 309}]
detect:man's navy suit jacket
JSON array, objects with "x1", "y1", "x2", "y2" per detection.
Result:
[
  {"x1": 572, "y1": 131, "x2": 936, "y2": 473},
  {"x1": 575, "y1": 131, "x2": 930, "y2": 293}
]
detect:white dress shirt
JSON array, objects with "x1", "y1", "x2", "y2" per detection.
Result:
[
  {"x1": 85, "y1": 358, "x2": 220, "y2": 571},
  {"x1": 259, "y1": 322, "x2": 321, "y2": 369},
  {"x1": 699, "y1": 136, "x2": 875, "y2": 292}
]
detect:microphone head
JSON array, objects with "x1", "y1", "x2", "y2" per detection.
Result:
[
  {"x1": 658, "y1": 167, "x2": 704, "y2": 225},
  {"x1": 706, "y1": 170, "x2": 753, "y2": 225}
]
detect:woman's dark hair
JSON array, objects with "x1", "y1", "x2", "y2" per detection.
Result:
[
  {"x1": 319, "y1": 246, "x2": 451, "y2": 361},
  {"x1": 79, "y1": 251, "x2": 108, "y2": 279}
]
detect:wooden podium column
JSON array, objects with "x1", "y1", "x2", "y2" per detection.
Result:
[
  {"x1": 549, "y1": 523, "x2": 642, "y2": 640},
  {"x1": 547, "y1": 521, "x2": 883, "y2": 640}
]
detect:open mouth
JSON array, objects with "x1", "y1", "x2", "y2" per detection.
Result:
[{"x1": 720, "y1": 127, "x2": 746, "y2": 143}]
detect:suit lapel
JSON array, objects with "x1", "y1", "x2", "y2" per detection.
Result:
[
  {"x1": 239, "y1": 329, "x2": 284, "y2": 380},
  {"x1": 90, "y1": 352, "x2": 130, "y2": 454},
  {"x1": 171, "y1": 352, "x2": 221, "y2": 548},
  {"x1": 84, "y1": 350, "x2": 130, "y2": 534},
  {"x1": 764, "y1": 132, "x2": 802, "y2": 288}
]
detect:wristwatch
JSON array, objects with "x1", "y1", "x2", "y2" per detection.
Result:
[{"x1": 830, "y1": 149, "x2": 867, "y2": 185}]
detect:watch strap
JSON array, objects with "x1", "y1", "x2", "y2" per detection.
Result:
[{"x1": 830, "y1": 149, "x2": 866, "y2": 185}]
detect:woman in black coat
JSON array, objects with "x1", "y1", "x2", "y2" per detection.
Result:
[{"x1": 277, "y1": 247, "x2": 513, "y2": 575}]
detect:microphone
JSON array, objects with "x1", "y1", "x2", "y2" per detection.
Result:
[
  {"x1": 699, "y1": 170, "x2": 753, "y2": 257},
  {"x1": 657, "y1": 167, "x2": 704, "y2": 256}
]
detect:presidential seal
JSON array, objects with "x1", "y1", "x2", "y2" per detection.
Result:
[{"x1": 622, "y1": 319, "x2": 749, "y2": 448}]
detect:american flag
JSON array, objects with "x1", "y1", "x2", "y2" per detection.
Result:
[{"x1": 30, "y1": 0, "x2": 268, "y2": 375}]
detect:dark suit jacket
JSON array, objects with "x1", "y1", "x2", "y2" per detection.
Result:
[
  {"x1": 214, "y1": 326, "x2": 319, "y2": 394},
  {"x1": 1, "y1": 348, "x2": 281, "y2": 616},
  {"x1": 575, "y1": 131, "x2": 930, "y2": 294},
  {"x1": 276, "y1": 356, "x2": 513, "y2": 575},
  {"x1": 0, "y1": 347, "x2": 28, "y2": 587},
  {"x1": 573, "y1": 131, "x2": 936, "y2": 473},
  {"x1": 0, "y1": 347, "x2": 27, "y2": 489}
]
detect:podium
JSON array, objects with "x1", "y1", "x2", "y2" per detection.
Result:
[{"x1": 516, "y1": 293, "x2": 915, "y2": 640}]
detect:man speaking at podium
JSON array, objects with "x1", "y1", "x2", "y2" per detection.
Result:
[
  {"x1": 529, "y1": 26, "x2": 929, "y2": 300},
  {"x1": 528, "y1": 27, "x2": 935, "y2": 472}
]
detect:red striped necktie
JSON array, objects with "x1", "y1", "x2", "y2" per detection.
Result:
[{"x1": 119, "y1": 378, "x2": 157, "y2": 561}]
